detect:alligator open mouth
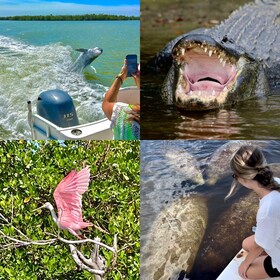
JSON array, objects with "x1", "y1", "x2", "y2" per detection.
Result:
[{"x1": 172, "y1": 40, "x2": 239, "y2": 109}]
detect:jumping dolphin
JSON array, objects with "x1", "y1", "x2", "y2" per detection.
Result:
[{"x1": 70, "y1": 47, "x2": 103, "y2": 72}]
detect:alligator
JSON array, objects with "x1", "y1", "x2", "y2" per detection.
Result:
[{"x1": 150, "y1": 0, "x2": 280, "y2": 110}]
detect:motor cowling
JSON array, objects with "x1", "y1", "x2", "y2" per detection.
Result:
[{"x1": 37, "y1": 89, "x2": 79, "y2": 128}]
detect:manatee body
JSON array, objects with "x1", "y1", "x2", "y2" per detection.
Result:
[
  {"x1": 268, "y1": 163, "x2": 280, "y2": 178},
  {"x1": 191, "y1": 192, "x2": 259, "y2": 278},
  {"x1": 206, "y1": 140, "x2": 267, "y2": 185},
  {"x1": 70, "y1": 47, "x2": 103, "y2": 72},
  {"x1": 141, "y1": 195, "x2": 208, "y2": 280},
  {"x1": 164, "y1": 146, "x2": 204, "y2": 186}
]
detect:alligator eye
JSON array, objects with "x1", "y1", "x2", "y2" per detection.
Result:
[
  {"x1": 221, "y1": 36, "x2": 228, "y2": 43},
  {"x1": 221, "y1": 35, "x2": 234, "y2": 44}
]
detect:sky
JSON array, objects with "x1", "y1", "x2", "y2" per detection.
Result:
[{"x1": 0, "y1": 0, "x2": 140, "y2": 17}]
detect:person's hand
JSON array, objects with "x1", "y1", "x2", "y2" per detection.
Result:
[
  {"x1": 238, "y1": 261, "x2": 249, "y2": 279},
  {"x1": 132, "y1": 64, "x2": 140, "y2": 89},
  {"x1": 118, "y1": 60, "x2": 128, "y2": 82}
]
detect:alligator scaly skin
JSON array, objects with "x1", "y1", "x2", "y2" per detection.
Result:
[
  {"x1": 155, "y1": 0, "x2": 280, "y2": 89},
  {"x1": 207, "y1": 0, "x2": 280, "y2": 88}
]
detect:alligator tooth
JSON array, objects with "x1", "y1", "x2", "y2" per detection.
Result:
[
  {"x1": 222, "y1": 60, "x2": 226, "y2": 67},
  {"x1": 198, "y1": 91, "x2": 202, "y2": 96},
  {"x1": 213, "y1": 50, "x2": 216, "y2": 54},
  {"x1": 224, "y1": 86, "x2": 228, "y2": 92},
  {"x1": 189, "y1": 90, "x2": 193, "y2": 95},
  {"x1": 181, "y1": 48, "x2": 185, "y2": 56},
  {"x1": 220, "y1": 58, "x2": 223, "y2": 64},
  {"x1": 212, "y1": 90, "x2": 215, "y2": 96},
  {"x1": 204, "y1": 47, "x2": 207, "y2": 53},
  {"x1": 209, "y1": 50, "x2": 213, "y2": 57}
]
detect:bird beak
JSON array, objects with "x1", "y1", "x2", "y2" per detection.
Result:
[{"x1": 33, "y1": 205, "x2": 45, "y2": 212}]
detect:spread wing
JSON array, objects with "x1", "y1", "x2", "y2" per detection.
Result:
[{"x1": 53, "y1": 166, "x2": 91, "y2": 230}]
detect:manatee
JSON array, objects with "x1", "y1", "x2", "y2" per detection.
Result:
[
  {"x1": 190, "y1": 192, "x2": 259, "y2": 278},
  {"x1": 268, "y1": 163, "x2": 280, "y2": 178},
  {"x1": 206, "y1": 140, "x2": 268, "y2": 185},
  {"x1": 164, "y1": 146, "x2": 205, "y2": 186},
  {"x1": 141, "y1": 194, "x2": 208, "y2": 280}
]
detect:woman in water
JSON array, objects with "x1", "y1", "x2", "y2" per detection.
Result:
[{"x1": 227, "y1": 145, "x2": 280, "y2": 279}]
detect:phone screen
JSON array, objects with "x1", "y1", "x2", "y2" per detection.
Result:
[{"x1": 126, "y1": 54, "x2": 137, "y2": 77}]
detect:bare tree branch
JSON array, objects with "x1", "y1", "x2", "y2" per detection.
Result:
[{"x1": 0, "y1": 213, "x2": 118, "y2": 278}]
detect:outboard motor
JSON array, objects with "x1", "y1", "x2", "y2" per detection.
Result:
[{"x1": 37, "y1": 89, "x2": 79, "y2": 127}]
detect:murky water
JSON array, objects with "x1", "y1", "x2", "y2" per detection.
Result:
[
  {"x1": 141, "y1": 0, "x2": 280, "y2": 139},
  {"x1": 141, "y1": 140, "x2": 280, "y2": 280}
]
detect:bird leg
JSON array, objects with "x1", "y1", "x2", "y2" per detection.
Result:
[{"x1": 68, "y1": 229, "x2": 83, "y2": 240}]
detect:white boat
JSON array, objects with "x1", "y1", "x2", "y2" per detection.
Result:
[
  {"x1": 28, "y1": 86, "x2": 139, "y2": 140},
  {"x1": 217, "y1": 249, "x2": 280, "y2": 280}
]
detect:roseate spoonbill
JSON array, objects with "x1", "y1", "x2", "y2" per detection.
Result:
[{"x1": 35, "y1": 166, "x2": 93, "y2": 239}]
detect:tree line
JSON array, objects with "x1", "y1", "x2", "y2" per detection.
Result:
[{"x1": 0, "y1": 14, "x2": 139, "y2": 21}]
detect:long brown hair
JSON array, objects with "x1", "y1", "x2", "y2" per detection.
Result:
[{"x1": 225, "y1": 145, "x2": 280, "y2": 199}]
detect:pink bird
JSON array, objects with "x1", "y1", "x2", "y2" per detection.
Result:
[{"x1": 35, "y1": 166, "x2": 93, "y2": 239}]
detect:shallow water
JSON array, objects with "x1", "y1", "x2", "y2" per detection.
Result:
[
  {"x1": 141, "y1": 140, "x2": 280, "y2": 280},
  {"x1": 141, "y1": 0, "x2": 280, "y2": 139},
  {"x1": 0, "y1": 20, "x2": 140, "y2": 139}
]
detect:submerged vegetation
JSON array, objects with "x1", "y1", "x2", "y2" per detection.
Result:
[
  {"x1": 0, "y1": 14, "x2": 139, "y2": 21},
  {"x1": 0, "y1": 141, "x2": 140, "y2": 279}
]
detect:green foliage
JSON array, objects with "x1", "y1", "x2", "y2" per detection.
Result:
[
  {"x1": 0, "y1": 141, "x2": 140, "y2": 280},
  {"x1": 0, "y1": 14, "x2": 140, "y2": 21}
]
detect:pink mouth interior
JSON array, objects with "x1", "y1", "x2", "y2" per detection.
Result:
[{"x1": 183, "y1": 48, "x2": 237, "y2": 96}]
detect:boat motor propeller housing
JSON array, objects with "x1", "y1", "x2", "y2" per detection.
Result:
[{"x1": 37, "y1": 89, "x2": 79, "y2": 128}]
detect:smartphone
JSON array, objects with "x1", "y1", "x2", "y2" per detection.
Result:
[{"x1": 126, "y1": 54, "x2": 137, "y2": 77}]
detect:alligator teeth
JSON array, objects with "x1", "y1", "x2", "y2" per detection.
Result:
[{"x1": 209, "y1": 50, "x2": 213, "y2": 57}]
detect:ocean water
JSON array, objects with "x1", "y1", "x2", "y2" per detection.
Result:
[
  {"x1": 141, "y1": 140, "x2": 280, "y2": 279},
  {"x1": 0, "y1": 20, "x2": 140, "y2": 139}
]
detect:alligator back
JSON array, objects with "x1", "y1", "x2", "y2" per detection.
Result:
[{"x1": 208, "y1": 0, "x2": 280, "y2": 88}]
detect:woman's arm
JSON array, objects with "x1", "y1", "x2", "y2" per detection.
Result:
[{"x1": 102, "y1": 61, "x2": 127, "y2": 120}]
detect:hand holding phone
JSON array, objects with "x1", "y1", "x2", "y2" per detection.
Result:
[{"x1": 126, "y1": 54, "x2": 137, "y2": 77}]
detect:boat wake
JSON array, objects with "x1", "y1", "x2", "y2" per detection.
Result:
[{"x1": 0, "y1": 35, "x2": 107, "y2": 139}]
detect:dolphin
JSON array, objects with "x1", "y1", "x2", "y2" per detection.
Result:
[
  {"x1": 141, "y1": 194, "x2": 208, "y2": 280},
  {"x1": 70, "y1": 47, "x2": 103, "y2": 72}
]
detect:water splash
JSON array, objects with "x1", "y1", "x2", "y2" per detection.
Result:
[{"x1": 0, "y1": 35, "x2": 107, "y2": 139}]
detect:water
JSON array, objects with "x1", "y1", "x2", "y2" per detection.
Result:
[
  {"x1": 141, "y1": 0, "x2": 280, "y2": 139},
  {"x1": 141, "y1": 140, "x2": 280, "y2": 280},
  {"x1": 0, "y1": 20, "x2": 140, "y2": 139}
]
